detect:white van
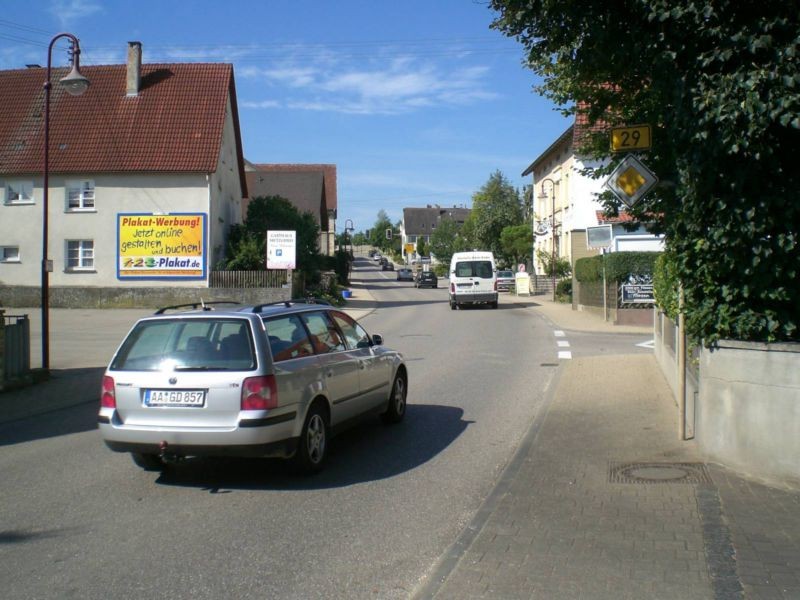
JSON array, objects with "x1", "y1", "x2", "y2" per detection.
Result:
[{"x1": 448, "y1": 251, "x2": 498, "y2": 309}]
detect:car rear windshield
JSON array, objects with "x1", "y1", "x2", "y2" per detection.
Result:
[
  {"x1": 110, "y1": 318, "x2": 255, "y2": 371},
  {"x1": 498, "y1": 271, "x2": 514, "y2": 278},
  {"x1": 454, "y1": 260, "x2": 493, "y2": 278}
]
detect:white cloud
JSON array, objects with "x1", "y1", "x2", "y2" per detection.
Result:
[
  {"x1": 49, "y1": 0, "x2": 102, "y2": 28},
  {"x1": 238, "y1": 47, "x2": 499, "y2": 116},
  {"x1": 240, "y1": 99, "x2": 281, "y2": 109}
]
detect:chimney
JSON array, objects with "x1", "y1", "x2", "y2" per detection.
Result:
[{"x1": 126, "y1": 41, "x2": 142, "y2": 96}]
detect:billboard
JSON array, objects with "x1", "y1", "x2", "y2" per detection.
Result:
[{"x1": 117, "y1": 213, "x2": 206, "y2": 280}]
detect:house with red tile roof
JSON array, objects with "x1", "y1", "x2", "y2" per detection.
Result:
[
  {"x1": 244, "y1": 163, "x2": 338, "y2": 256},
  {"x1": 521, "y1": 117, "x2": 662, "y2": 275},
  {"x1": 0, "y1": 42, "x2": 246, "y2": 295}
]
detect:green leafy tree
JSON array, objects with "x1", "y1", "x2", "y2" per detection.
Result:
[
  {"x1": 500, "y1": 224, "x2": 533, "y2": 267},
  {"x1": 466, "y1": 171, "x2": 524, "y2": 258},
  {"x1": 416, "y1": 236, "x2": 428, "y2": 257},
  {"x1": 537, "y1": 249, "x2": 572, "y2": 279},
  {"x1": 429, "y1": 219, "x2": 462, "y2": 265},
  {"x1": 241, "y1": 195, "x2": 320, "y2": 273},
  {"x1": 490, "y1": 1, "x2": 799, "y2": 343},
  {"x1": 369, "y1": 210, "x2": 394, "y2": 251}
]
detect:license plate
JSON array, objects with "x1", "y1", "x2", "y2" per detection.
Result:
[{"x1": 144, "y1": 389, "x2": 206, "y2": 407}]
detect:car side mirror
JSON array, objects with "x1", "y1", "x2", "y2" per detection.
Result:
[{"x1": 371, "y1": 334, "x2": 384, "y2": 346}]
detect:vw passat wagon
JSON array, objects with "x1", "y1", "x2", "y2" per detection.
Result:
[{"x1": 98, "y1": 300, "x2": 407, "y2": 473}]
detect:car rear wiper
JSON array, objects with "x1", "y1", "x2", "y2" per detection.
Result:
[{"x1": 173, "y1": 366, "x2": 228, "y2": 371}]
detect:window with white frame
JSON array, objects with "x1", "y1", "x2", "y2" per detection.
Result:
[
  {"x1": 0, "y1": 246, "x2": 20, "y2": 262},
  {"x1": 4, "y1": 180, "x2": 34, "y2": 205},
  {"x1": 66, "y1": 180, "x2": 95, "y2": 210},
  {"x1": 66, "y1": 240, "x2": 94, "y2": 270}
]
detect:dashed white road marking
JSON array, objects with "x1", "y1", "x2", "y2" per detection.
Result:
[
  {"x1": 554, "y1": 330, "x2": 566, "y2": 337},
  {"x1": 558, "y1": 351, "x2": 573, "y2": 360},
  {"x1": 636, "y1": 339, "x2": 656, "y2": 349},
  {"x1": 557, "y1": 340, "x2": 570, "y2": 348}
]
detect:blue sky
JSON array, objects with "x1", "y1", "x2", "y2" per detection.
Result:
[{"x1": 1, "y1": 0, "x2": 571, "y2": 232}]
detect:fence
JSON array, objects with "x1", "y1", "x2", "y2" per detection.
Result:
[
  {"x1": 209, "y1": 270, "x2": 289, "y2": 288},
  {"x1": 1, "y1": 311, "x2": 31, "y2": 390}
]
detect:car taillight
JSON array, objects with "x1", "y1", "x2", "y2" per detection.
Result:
[
  {"x1": 241, "y1": 375, "x2": 278, "y2": 410},
  {"x1": 101, "y1": 376, "x2": 116, "y2": 408}
]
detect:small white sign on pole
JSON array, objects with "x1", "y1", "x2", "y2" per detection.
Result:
[
  {"x1": 267, "y1": 230, "x2": 296, "y2": 270},
  {"x1": 586, "y1": 225, "x2": 614, "y2": 250}
]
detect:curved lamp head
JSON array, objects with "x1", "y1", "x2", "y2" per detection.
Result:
[{"x1": 60, "y1": 64, "x2": 90, "y2": 96}]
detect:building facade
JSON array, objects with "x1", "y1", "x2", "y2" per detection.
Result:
[
  {"x1": 400, "y1": 205, "x2": 470, "y2": 263},
  {"x1": 0, "y1": 42, "x2": 247, "y2": 294}
]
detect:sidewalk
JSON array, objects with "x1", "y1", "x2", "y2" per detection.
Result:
[{"x1": 416, "y1": 294, "x2": 800, "y2": 600}]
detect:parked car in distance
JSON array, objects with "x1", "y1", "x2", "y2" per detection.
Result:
[
  {"x1": 415, "y1": 271, "x2": 438, "y2": 288},
  {"x1": 98, "y1": 300, "x2": 408, "y2": 474},
  {"x1": 373, "y1": 253, "x2": 382, "y2": 261},
  {"x1": 396, "y1": 268, "x2": 414, "y2": 281},
  {"x1": 382, "y1": 261, "x2": 394, "y2": 271},
  {"x1": 496, "y1": 270, "x2": 515, "y2": 292}
]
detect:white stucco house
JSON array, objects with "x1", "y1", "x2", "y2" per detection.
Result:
[
  {"x1": 0, "y1": 42, "x2": 247, "y2": 300},
  {"x1": 522, "y1": 119, "x2": 663, "y2": 274}
]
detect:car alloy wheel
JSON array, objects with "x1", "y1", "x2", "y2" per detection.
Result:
[
  {"x1": 381, "y1": 373, "x2": 406, "y2": 424},
  {"x1": 294, "y1": 404, "x2": 328, "y2": 473}
]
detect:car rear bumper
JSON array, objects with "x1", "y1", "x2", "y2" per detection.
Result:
[
  {"x1": 450, "y1": 292, "x2": 498, "y2": 304},
  {"x1": 98, "y1": 409, "x2": 299, "y2": 458}
]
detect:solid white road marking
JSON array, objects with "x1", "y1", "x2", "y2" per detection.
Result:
[
  {"x1": 636, "y1": 339, "x2": 656, "y2": 349},
  {"x1": 557, "y1": 341, "x2": 570, "y2": 348},
  {"x1": 554, "y1": 330, "x2": 565, "y2": 337},
  {"x1": 558, "y1": 351, "x2": 573, "y2": 360}
]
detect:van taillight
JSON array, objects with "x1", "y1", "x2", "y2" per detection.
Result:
[
  {"x1": 241, "y1": 375, "x2": 278, "y2": 410},
  {"x1": 450, "y1": 282, "x2": 455, "y2": 293},
  {"x1": 494, "y1": 280, "x2": 498, "y2": 291},
  {"x1": 101, "y1": 376, "x2": 116, "y2": 408}
]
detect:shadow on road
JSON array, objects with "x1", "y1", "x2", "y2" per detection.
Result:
[
  {"x1": 0, "y1": 367, "x2": 103, "y2": 447},
  {"x1": 154, "y1": 404, "x2": 473, "y2": 492}
]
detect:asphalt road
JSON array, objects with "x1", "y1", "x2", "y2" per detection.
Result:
[{"x1": 0, "y1": 258, "x2": 642, "y2": 599}]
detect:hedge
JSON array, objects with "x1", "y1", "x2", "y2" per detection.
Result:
[{"x1": 574, "y1": 251, "x2": 661, "y2": 284}]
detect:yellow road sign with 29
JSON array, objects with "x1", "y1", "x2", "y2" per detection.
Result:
[{"x1": 611, "y1": 124, "x2": 651, "y2": 152}]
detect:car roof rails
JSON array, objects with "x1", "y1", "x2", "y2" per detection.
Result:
[
  {"x1": 154, "y1": 300, "x2": 241, "y2": 315},
  {"x1": 247, "y1": 297, "x2": 333, "y2": 313}
]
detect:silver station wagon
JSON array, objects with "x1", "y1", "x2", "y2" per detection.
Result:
[{"x1": 98, "y1": 300, "x2": 407, "y2": 473}]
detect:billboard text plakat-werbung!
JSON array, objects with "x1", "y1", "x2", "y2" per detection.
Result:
[{"x1": 117, "y1": 213, "x2": 206, "y2": 280}]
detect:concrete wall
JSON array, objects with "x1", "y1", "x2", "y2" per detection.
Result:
[
  {"x1": 653, "y1": 310, "x2": 800, "y2": 485},
  {"x1": 698, "y1": 340, "x2": 800, "y2": 485},
  {"x1": 0, "y1": 285, "x2": 289, "y2": 309},
  {"x1": 208, "y1": 95, "x2": 245, "y2": 269}
]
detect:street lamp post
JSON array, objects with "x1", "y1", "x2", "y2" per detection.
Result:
[
  {"x1": 41, "y1": 33, "x2": 90, "y2": 371},
  {"x1": 538, "y1": 178, "x2": 557, "y2": 301}
]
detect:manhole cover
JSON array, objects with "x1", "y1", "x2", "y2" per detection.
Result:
[{"x1": 608, "y1": 462, "x2": 712, "y2": 484}]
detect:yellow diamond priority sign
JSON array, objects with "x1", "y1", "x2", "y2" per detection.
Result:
[{"x1": 604, "y1": 154, "x2": 658, "y2": 208}]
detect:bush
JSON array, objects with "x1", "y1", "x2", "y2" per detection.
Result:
[
  {"x1": 653, "y1": 252, "x2": 679, "y2": 320},
  {"x1": 556, "y1": 278, "x2": 572, "y2": 303},
  {"x1": 574, "y1": 251, "x2": 660, "y2": 283}
]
